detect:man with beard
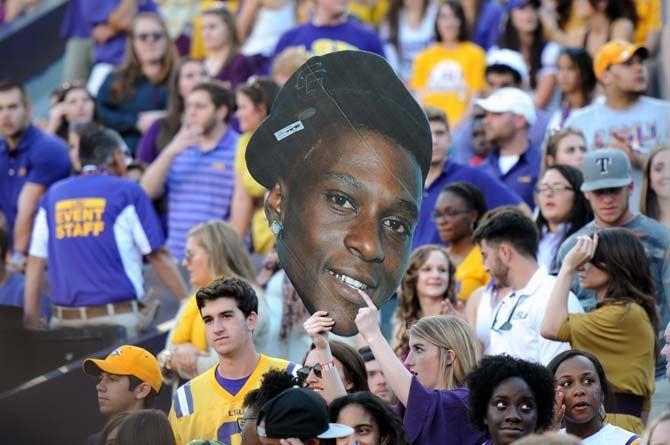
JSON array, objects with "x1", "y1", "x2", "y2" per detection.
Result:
[
  {"x1": 141, "y1": 81, "x2": 239, "y2": 261},
  {"x1": 473, "y1": 207, "x2": 583, "y2": 366},
  {"x1": 0, "y1": 80, "x2": 71, "y2": 270},
  {"x1": 564, "y1": 40, "x2": 670, "y2": 208}
]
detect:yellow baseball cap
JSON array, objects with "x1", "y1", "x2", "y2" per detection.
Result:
[
  {"x1": 594, "y1": 40, "x2": 649, "y2": 79},
  {"x1": 83, "y1": 345, "x2": 162, "y2": 393}
]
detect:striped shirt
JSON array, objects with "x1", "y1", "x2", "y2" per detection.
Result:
[{"x1": 166, "y1": 128, "x2": 239, "y2": 260}]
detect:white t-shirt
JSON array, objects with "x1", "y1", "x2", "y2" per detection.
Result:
[
  {"x1": 380, "y1": 2, "x2": 438, "y2": 82},
  {"x1": 560, "y1": 424, "x2": 639, "y2": 445},
  {"x1": 488, "y1": 266, "x2": 584, "y2": 365},
  {"x1": 564, "y1": 96, "x2": 670, "y2": 209},
  {"x1": 241, "y1": 0, "x2": 296, "y2": 56},
  {"x1": 498, "y1": 155, "x2": 520, "y2": 175}
]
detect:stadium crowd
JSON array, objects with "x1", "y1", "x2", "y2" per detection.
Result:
[{"x1": 1, "y1": 0, "x2": 670, "y2": 444}]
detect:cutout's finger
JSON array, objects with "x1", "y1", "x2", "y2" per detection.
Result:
[{"x1": 358, "y1": 289, "x2": 377, "y2": 310}]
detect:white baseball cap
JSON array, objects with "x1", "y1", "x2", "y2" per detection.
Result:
[
  {"x1": 486, "y1": 48, "x2": 529, "y2": 82},
  {"x1": 475, "y1": 87, "x2": 537, "y2": 126}
]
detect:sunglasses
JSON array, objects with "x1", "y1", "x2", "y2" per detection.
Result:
[
  {"x1": 297, "y1": 364, "x2": 325, "y2": 381},
  {"x1": 135, "y1": 31, "x2": 165, "y2": 42}
]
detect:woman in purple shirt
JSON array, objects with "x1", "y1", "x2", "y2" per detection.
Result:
[
  {"x1": 201, "y1": 7, "x2": 256, "y2": 91},
  {"x1": 356, "y1": 290, "x2": 486, "y2": 445},
  {"x1": 467, "y1": 355, "x2": 556, "y2": 445}
]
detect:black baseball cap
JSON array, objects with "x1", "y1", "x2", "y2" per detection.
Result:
[
  {"x1": 246, "y1": 50, "x2": 432, "y2": 189},
  {"x1": 256, "y1": 388, "x2": 354, "y2": 440}
]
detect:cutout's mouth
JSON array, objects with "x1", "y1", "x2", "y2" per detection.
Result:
[{"x1": 325, "y1": 268, "x2": 375, "y2": 291}]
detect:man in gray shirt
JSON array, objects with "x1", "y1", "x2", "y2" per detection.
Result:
[
  {"x1": 556, "y1": 149, "x2": 670, "y2": 379},
  {"x1": 565, "y1": 40, "x2": 670, "y2": 209}
]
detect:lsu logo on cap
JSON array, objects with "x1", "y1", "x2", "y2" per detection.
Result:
[{"x1": 111, "y1": 348, "x2": 122, "y2": 357}]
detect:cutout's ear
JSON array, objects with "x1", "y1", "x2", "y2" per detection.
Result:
[{"x1": 265, "y1": 182, "x2": 283, "y2": 223}]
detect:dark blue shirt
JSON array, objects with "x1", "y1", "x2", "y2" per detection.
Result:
[
  {"x1": 0, "y1": 272, "x2": 51, "y2": 318},
  {"x1": 412, "y1": 159, "x2": 523, "y2": 250},
  {"x1": 0, "y1": 125, "x2": 71, "y2": 246},
  {"x1": 477, "y1": 145, "x2": 542, "y2": 209},
  {"x1": 97, "y1": 72, "x2": 168, "y2": 154}
]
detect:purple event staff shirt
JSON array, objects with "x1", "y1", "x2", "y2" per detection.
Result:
[
  {"x1": 273, "y1": 19, "x2": 385, "y2": 59},
  {"x1": 412, "y1": 159, "x2": 522, "y2": 250},
  {"x1": 477, "y1": 145, "x2": 542, "y2": 209},
  {"x1": 0, "y1": 125, "x2": 71, "y2": 246},
  {"x1": 28, "y1": 174, "x2": 164, "y2": 307},
  {"x1": 400, "y1": 377, "x2": 487, "y2": 445},
  {"x1": 166, "y1": 127, "x2": 239, "y2": 261}
]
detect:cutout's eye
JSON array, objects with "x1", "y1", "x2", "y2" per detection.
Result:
[
  {"x1": 326, "y1": 192, "x2": 354, "y2": 210},
  {"x1": 383, "y1": 218, "x2": 408, "y2": 234}
]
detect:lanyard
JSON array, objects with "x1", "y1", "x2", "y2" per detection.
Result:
[{"x1": 490, "y1": 292, "x2": 528, "y2": 332}]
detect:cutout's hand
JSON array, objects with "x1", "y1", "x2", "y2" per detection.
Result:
[{"x1": 355, "y1": 290, "x2": 381, "y2": 341}]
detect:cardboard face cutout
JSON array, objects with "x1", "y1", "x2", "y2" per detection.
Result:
[{"x1": 246, "y1": 51, "x2": 432, "y2": 335}]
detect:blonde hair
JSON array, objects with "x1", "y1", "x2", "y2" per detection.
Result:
[
  {"x1": 640, "y1": 144, "x2": 670, "y2": 220},
  {"x1": 393, "y1": 245, "x2": 456, "y2": 356},
  {"x1": 641, "y1": 410, "x2": 670, "y2": 445},
  {"x1": 187, "y1": 220, "x2": 258, "y2": 286},
  {"x1": 271, "y1": 47, "x2": 312, "y2": 80},
  {"x1": 409, "y1": 316, "x2": 481, "y2": 390}
]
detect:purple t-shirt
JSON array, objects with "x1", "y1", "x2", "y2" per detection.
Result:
[
  {"x1": 136, "y1": 119, "x2": 162, "y2": 164},
  {"x1": 472, "y1": 1, "x2": 503, "y2": 50},
  {"x1": 411, "y1": 160, "x2": 522, "y2": 250},
  {"x1": 60, "y1": 0, "x2": 91, "y2": 38},
  {"x1": 80, "y1": 0, "x2": 158, "y2": 64},
  {"x1": 213, "y1": 53, "x2": 257, "y2": 92},
  {"x1": 215, "y1": 368, "x2": 250, "y2": 396},
  {"x1": 400, "y1": 377, "x2": 487, "y2": 445},
  {"x1": 273, "y1": 19, "x2": 385, "y2": 59}
]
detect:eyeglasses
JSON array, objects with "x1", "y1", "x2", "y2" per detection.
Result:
[
  {"x1": 135, "y1": 32, "x2": 165, "y2": 42},
  {"x1": 534, "y1": 184, "x2": 574, "y2": 195},
  {"x1": 432, "y1": 209, "x2": 470, "y2": 222},
  {"x1": 237, "y1": 415, "x2": 257, "y2": 430},
  {"x1": 297, "y1": 364, "x2": 324, "y2": 381}
]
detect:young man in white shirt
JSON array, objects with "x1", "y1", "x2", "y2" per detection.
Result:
[{"x1": 473, "y1": 207, "x2": 583, "y2": 365}]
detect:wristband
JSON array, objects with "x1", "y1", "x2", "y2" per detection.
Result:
[
  {"x1": 320, "y1": 360, "x2": 336, "y2": 372},
  {"x1": 12, "y1": 252, "x2": 27, "y2": 264}
]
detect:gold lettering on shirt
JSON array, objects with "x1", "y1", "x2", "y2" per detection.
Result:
[{"x1": 55, "y1": 198, "x2": 106, "y2": 239}]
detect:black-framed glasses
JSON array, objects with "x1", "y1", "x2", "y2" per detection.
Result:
[
  {"x1": 534, "y1": 184, "x2": 574, "y2": 195},
  {"x1": 432, "y1": 209, "x2": 470, "y2": 222},
  {"x1": 237, "y1": 415, "x2": 257, "y2": 430},
  {"x1": 490, "y1": 293, "x2": 527, "y2": 332},
  {"x1": 135, "y1": 31, "x2": 165, "y2": 42}
]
